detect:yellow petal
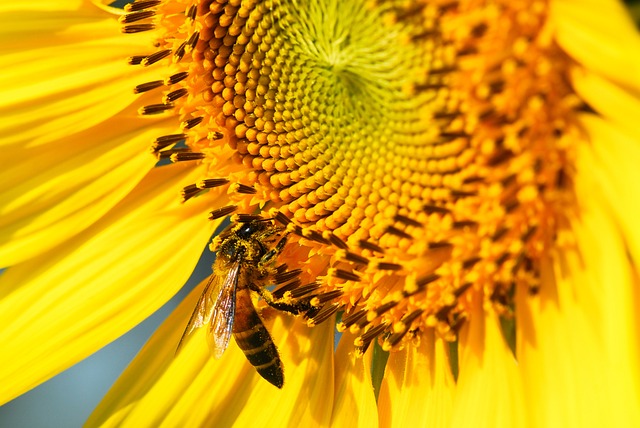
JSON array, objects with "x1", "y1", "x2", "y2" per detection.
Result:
[
  {"x1": 1, "y1": 6, "x2": 157, "y2": 149},
  {"x1": 0, "y1": 163, "x2": 220, "y2": 404},
  {"x1": 571, "y1": 196, "x2": 640, "y2": 427},
  {"x1": 452, "y1": 300, "x2": 526, "y2": 428},
  {"x1": 0, "y1": 0, "x2": 89, "y2": 14},
  {"x1": 88, "y1": 284, "x2": 335, "y2": 427},
  {"x1": 576, "y1": 117, "x2": 640, "y2": 398},
  {"x1": 574, "y1": 113, "x2": 640, "y2": 264},
  {"x1": 0, "y1": 3, "x2": 175, "y2": 265},
  {"x1": 550, "y1": 0, "x2": 640, "y2": 91},
  {"x1": 378, "y1": 331, "x2": 454, "y2": 428},
  {"x1": 571, "y1": 68, "x2": 640, "y2": 143},
  {"x1": 330, "y1": 332, "x2": 377, "y2": 428},
  {"x1": 518, "y1": 128, "x2": 640, "y2": 426},
  {"x1": 0, "y1": 63, "x2": 160, "y2": 150},
  {"x1": 0, "y1": 116, "x2": 174, "y2": 266}
]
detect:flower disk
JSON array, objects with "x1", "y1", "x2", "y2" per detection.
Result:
[{"x1": 126, "y1": 0, "x2": 579, "y2": 352}]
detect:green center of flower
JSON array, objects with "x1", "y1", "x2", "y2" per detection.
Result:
[{"x1": 124, "y1": 0, "x2": 579, "y2": 354}]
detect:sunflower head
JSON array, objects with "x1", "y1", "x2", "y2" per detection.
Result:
[{"x1": 122, "y1": 0, "x2": 584, "y2": 358}]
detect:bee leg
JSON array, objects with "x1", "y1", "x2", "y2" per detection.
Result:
[
  {"x1": 254, "y1": 286, "x2": 313, "y2": 315},
  {"x1": 258, "y1": 233, "x2": 289, "y2": 271}
]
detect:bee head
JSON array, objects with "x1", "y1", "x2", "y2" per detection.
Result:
[{"x1": 236, "y1": 220, "x2": 268, "y2": 239}]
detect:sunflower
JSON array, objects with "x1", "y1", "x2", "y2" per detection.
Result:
[{"x1": 2, "y1": 0, "x2": 640, "y2": 426}]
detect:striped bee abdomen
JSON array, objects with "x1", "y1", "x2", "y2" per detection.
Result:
[{"x1": 233, "y1": 287, "x2": 284, "y2": 388}]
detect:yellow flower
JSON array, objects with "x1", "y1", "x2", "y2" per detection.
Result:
[{"x1": 2, "y1": 0, "x2": 640, "y2": 426}]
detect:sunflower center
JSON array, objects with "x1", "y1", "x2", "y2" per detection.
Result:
[
  {"x1": 125, "y1": 0, "x2": 578, "y2": 352},
  {"x1": 188, "y1": 0, "x2": 444, "y2": 239}
]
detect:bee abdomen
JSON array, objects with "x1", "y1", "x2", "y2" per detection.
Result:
[
  {"x1": 234, "y1": 324, "x2": 284, "y2": 388},
  {"x1": 253, "y1": 356, "x2": 283, "y2": 389},
  {"x1": 233, "y1": 285, "x2": 285, "y2": 388}
]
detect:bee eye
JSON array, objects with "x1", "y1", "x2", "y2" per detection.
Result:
[{"x1": 236, "y1": 223, "x2": 258, "y2": 239}]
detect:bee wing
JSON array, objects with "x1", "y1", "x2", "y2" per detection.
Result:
[
  {"x1": 207, "y1": 261, "x2": 240, "y2": 358},
  {"x1": 176, "y1": 261, "x2": 240, "y2": 357}
]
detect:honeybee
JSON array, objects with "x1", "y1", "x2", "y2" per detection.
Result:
[{"x1": 177, "y1": 219, "x2": 310, "y2": 388}]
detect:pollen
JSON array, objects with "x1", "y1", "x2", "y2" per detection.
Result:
[{"x1": 124, "y1": 0, "x2": 580, "y2": 352}]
